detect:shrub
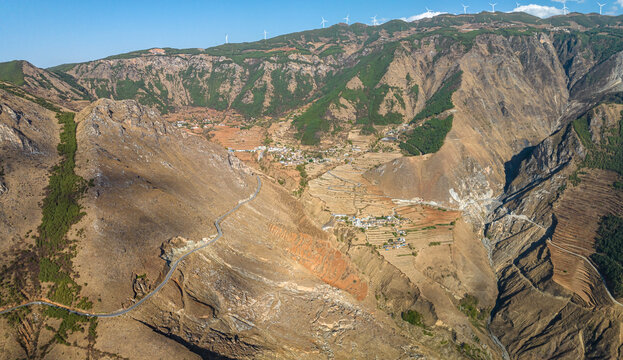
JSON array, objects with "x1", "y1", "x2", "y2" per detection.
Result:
[
  {"x1": 412, "y1": 71, "x2": 462, "y2": 121},
  {"x1": 573, "y1": 110, "x2": 623, "y2": 176},
  {"x1": 400, "y1": 115, "x2": 453, "y2": 155},
  {"x1": 401, "y1": 310, "x2": 425, "y2": 327},
  {"x1": 591, "y1": 215, "x2": 623, "y2": 298}
]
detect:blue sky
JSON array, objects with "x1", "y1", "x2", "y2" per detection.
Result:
[{"x1": 0, "y1": 0, "x2": 620, "y2": 68}]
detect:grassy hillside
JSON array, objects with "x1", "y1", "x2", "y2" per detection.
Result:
[{"x1": 0, "y1": 61, "x2": 25, "y2": 86}]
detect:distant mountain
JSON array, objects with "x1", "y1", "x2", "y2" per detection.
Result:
[{"x1": 1, "y1": 12, "x2": 623, "y2": 359}]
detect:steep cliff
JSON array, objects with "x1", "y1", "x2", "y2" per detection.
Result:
[{"x1": 485, "y1": 102, "x2": 623, "y2": 358}]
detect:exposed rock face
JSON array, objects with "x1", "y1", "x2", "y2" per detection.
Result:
[
  {"x1": 9, "y1": 60, "x2": 92, "y2": 110},
  {"x1": 68, "y1": 99, "x2": 461, "y2": 359},
  {"x1": 0, "y1": 91, "x2": 59, "y2": 255},
  {"x1": 3, "y1": 14, "x2": 623, "y2": 359},
  {"x1": 345, "y1": 244, "x2": 438, "y2": 325},
  {"x1": 366, "y1": 34, "x2": 568, "y2": 222},
  {"x1": 268, "y1": 224, "x2": 369, "y2": 300},
  {"x1": 484, "y1": 105, "x2": 623, "y2": 358}
]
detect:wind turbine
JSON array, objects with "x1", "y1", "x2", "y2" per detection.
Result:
[
  {"x1": 597, "y1": 1, "x2": 606, "y2": 14},
  {"x1": 321, "y1": 17, "x2": 328, "y2": 28},
  {"x1": 462, "y1": 4, "x2": 469, "y2": 14},
  {"x1": 225, "y1": 34, "x2": 228, "y2": 44},
  {"x1": 344, "y1": 14, "x2": 350, "y2": 25},
  {"x1": 561, "y1": 0, "x2": 569, "y2": 15},
  {"x1": 425, "y1": 7, "x2": 433, "y2": 14},
  {"x1": 371, "y1": 15, "x2": 379, "y2": 26},
  {"x1": 263, "y1": 30, "x2": 268, "y2": 40},
  {"x1": 489, "y1": 2, "x2": 497, "y2": 12},
  {"x1": 516, "y1": 2, "x2": 521, "y2": 8}
]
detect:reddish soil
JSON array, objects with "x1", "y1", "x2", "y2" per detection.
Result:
[
  {"x1": 209, "y1": 126, "x2": 264, "y2": 151},
  {"x1": 268, "y1": 224, "x2": 368, "y2": 300}
]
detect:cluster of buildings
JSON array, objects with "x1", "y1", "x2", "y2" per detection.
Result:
[
  {"x1": 265, "y1": 146, "x2": 344, "y2": 166},
  {"x1": 267, "y1": 146, "x2": 307, "y2": 166},
  {"x1": 333, "y1": 214, "x2": 405, "y2": 229},
  {"x1": 175, "y1": 118, "x2": 217, "y2": 130},
  {"x1": 381, "y1": 125, "x2": 410, "y2": 142},
  {"x1": 383, "y1": 237, "x2": 407, "y2": 251}
]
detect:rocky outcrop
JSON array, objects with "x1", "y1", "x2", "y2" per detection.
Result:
[
  {"x1": 346, "y1": 244, "x2": 437, "y2": 325},
  {"x1": 485, "y1": 104, "x2": 623, "y2": 358},
  {"x1": 66, "y1": 99, "x2": 458, "y2": 359},
  {"x1": 0, "y1": 91, "x2": 59, "y2": 255},
  {"x1": 366, "y1": 33, "x2": 568, "y2": 223}
]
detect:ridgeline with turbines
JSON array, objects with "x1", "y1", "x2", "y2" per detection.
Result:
[{"x1": 1, "y1": 11, "x2": 623, "y2": 359}]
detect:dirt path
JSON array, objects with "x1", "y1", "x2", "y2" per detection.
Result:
[{"x1": 0, "y1": 176, "x2": 262, "y2": 318}]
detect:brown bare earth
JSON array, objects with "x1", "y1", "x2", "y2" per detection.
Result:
[
  {"x1": 549, "y1": 169, "x2": 623, "y2": 305},
  {"x1": 366, "y1": 33, "x2": 568, "y2": 223},
  {"x1": 5, "y1": 14, "x2": 623, "y2": 360},
  {"x1": 268, "y1": 223, "x2": 368, "y2": 300},
  {"x1": 209, "y1": 124, "x2": 264, "y2": 150},
  {"x1": 0, "y1": 91, "x2": 60, "y2": 256},
  {"x1": 21, "y1": 98, "x2": 459, "y2": 359}
]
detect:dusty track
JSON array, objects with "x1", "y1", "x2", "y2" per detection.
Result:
[{"x1": 0, "y1": 176, "x2": 262, "y2": 318}]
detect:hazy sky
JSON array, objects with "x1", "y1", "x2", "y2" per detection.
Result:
[{"x1": 1, "y1": 0, "x2": 620, "y2": 68}]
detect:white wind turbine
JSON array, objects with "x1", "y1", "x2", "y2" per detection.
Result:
[
  {"x1": 321, "y1": 17, "x2": 328, "y2": 28},
  {"x1": 371, "y1": 15, "x2": 379, "y2": 26},
  {"x1": 462, "y1": 4, "x2": 469, "y2": 14},
  {"x1": 516, "y1": 2, "x2": 521, "y2": 8},
  {"x1": 489, "y1": 2, "x2": 497, "y2": 12},
  {"x1": 225, "y1": 34, "x2": 228, "y2": 44},
  {"x1": 263, "y1": 30, "x2": 268, "y2": 40},
  {"x1": 597, "y1": 1, "x2": 606, "y2": 14},
  {"x1": 344, "y1": 14, "x2": 350, "y2": 25},
  {"x1": 561, "y1": 0, "x2": 569, "y2": 15}
]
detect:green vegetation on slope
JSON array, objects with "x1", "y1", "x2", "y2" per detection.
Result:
[
  {"x1": 49, "y1": 70, "x2": 93, "y2": 101},
  {"x1": 571, "y1": 107, "x2": 623, "y2": 298},
  {"x1": 0, "y1": 109, "x2": 95, "y2": 344},
  {"x1": 293, "y1": 42, "x2": 400, "y2": 144},
  {"x1": 266, "y1": 70, "x2": 314, "y2": 115},
  {"x1": 591, "y1": 215, "x2": 623, "y2": 298},
  {"x1": 401, "y1": 309, "x2": 425, "y2": 327},
  {"x1": 38, "y1": 112, "x2": 94, "y2": 343},
  {"x1": 554, "y1": 28, "x2": 623, "y2": 66},
  {"x1": 232, "y1": 69, "x2": 266, "y2": 118},
  {"x1": 400, "y1": 115, "x2": 453, "y2": 156},
  {"x1": 0, "y1": 82, "x2": 61, "y2": 112},
  {"x1": 114, "y1": 78, "x2": 169, "y2": 114},
  {"x1": 458, "y1": 294, "x2": 487, "y2": 329},
  {"x1": 37, "y1": 112, "x2": 87, "y2": 251},
  {"x1": 412, "y1": 71, "x2": 462, "y2": 122},
  {"x1": 0, "y1": 60, "x2": 25, "y2": 86},
  {"x1": 294, "y1": 164, "x2": 308, "y2": 196},
  {"x1": 573, "y1": 110, "x2": 623, "y2": 175}
]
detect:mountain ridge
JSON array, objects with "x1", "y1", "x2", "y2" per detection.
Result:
[{"x1": 2, "y1": 12, "x2": 623, "y2": 359}]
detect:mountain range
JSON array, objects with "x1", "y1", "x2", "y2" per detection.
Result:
[{"x1": 1, "y1": 11, "x2": 623, "y2": 360}]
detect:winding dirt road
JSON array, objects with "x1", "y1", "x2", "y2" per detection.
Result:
[{"x1": 0, "y1": 175, "x2": 262, "y2": 318}]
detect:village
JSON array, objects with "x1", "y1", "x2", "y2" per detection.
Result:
[{"x1": 333, "y1": 214, "x2": 416, "y2": 251}]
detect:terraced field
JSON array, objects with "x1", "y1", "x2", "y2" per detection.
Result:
[
  {"x1": 308, "y1": 152, "x2": 401, "y2": 216},
  {"x1": 549, "y1": 169, "x2": 623, "y2": 306}
]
